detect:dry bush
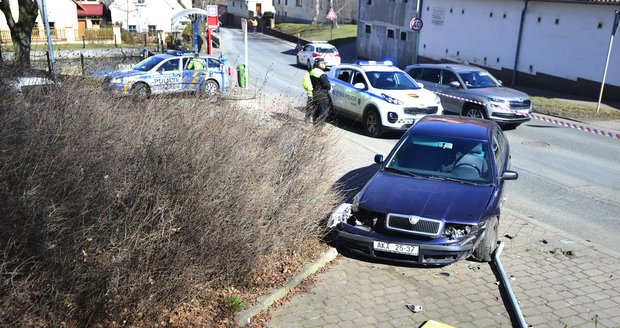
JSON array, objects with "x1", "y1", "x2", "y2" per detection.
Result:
[{"x1": 0, "y1": 69, "x2": 342, "y2": 326}]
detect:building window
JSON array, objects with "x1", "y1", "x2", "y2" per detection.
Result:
[
  {"x1": 365, "y1": 24, "x2": 371, "y2": 33},
  {"x1": 278, "y1": 0, "x2": 280, "y2": 4},
  {"x1": 285, "y1": 0, "x2": 288, "y2": 5},
  {"x1": 285, "y1": 11, "x2": 287, "y2": 16},
  {"x1": 400, "y1": 31, "x2": 407, "y2": 41},
  {"x1": 296, "y1": 0, "x2": 302, "y2": 6},
  {"x1": 387, "y1": 29, "x2": 394, "y2": 38},
  {"x1": 128, "y1": 25, "x2": 137, "y2": 32},
  {"x1": 148, "y1": 25, "x2": 156, "y2": 33},
  {"x1": 366, "y1": 0, "x2": 372, "y2": 4}
]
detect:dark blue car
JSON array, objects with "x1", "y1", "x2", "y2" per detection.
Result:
[{"x1": 328, "y1": 116, "x2": 518, "y2": 266}]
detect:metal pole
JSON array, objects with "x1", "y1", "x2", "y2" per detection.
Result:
[
  {"x1": 414, "y1": 0, "x2": 423, "y2": 64},
  {"x1": 244, "y1": 19, "x2": 248, "y2": 89},
  {"x1": 494, "y1": 242, "x2": 528, "y2": 328},
  {"x1": 39, "y1": 0, "x2": 56, "y2": 79},
  {"x1": 597, "y1": 10, "x2": 620, "y2": 114}
]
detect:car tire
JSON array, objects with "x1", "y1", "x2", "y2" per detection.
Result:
[
  {"x1": 472, "y1": 216, "x2": 498, "y2": 262},
  {"x1": 463, "y1": 105, "x2": 486, "y2": 119},
  {"x1": 501, "y1": 122, "x2": 520, "y2": 130},
  {"x1": 200, "y1": 80, "x2": 220, "y2": 97},
  {"x1": 130, "y1": 83, "x2": 150, "y2": 100},
  {"x1": 363, "y1": 109, "x2": 383, "y2": 138}
]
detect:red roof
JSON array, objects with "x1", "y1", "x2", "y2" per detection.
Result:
[{"x1": 77, "y1": 4, "x2": 104, "y2": 17}]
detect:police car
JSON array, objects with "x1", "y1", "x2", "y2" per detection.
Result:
[
  {"x1": 327, "y1": 61, "x2": 444, "y2": 137},
  {"x1": 103, "y1": 50, "x2": 231, "y2": 99}
]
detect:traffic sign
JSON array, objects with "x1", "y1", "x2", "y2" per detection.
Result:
[
  {"x1": 327, "y1": 8, "x2": 337, "y2": 20},
  {"x1": 410, "y1": 17, "x2": 423, "y2": 31}
]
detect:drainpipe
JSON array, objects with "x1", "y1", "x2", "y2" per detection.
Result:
[{"x1": 512, "y1": 0, "x2": 528, "y2": 86}]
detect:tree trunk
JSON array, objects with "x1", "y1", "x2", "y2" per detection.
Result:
[{"x1": 0, "y1": 0, "x2": 39, "y2": 71}]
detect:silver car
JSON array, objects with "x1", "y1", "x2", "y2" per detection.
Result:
[{"x1": 404, "y1": 63, "x2": 531, "y2": 129}]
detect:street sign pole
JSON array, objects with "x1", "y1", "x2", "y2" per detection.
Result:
[
  {"x1": 596, "y1": 10, "x2": 620, "y2": 114},
  {"x1": 38, "y1": 0, "x2": 56, "y2": 79}
]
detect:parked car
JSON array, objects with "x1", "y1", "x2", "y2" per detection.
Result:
[
  {"x1": 327, "y1": 60, "x2": 443, "y2": 137},
  {"x1": 296, "y1": 41, "x2": 341, "y2": 69},
  {"x1": 327, "y1": 116, "x2": 518, "y2": 266},
  {"x1": 404, "y1": 63, "x2": 531, "y2": 129},
  {"x1": 103, "y1": 50, "x2": 231, "y2": 99}
]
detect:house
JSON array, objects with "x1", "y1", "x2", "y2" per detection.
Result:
[
  {"x1": 273, "y1": 0, "x2": 356, "y2": 24},
  {"x1": 227, "y1": 0, "x2": 275, "y2": 26},
  {"x1": 0, "y1": 0, "x2": 80, "y2": 37},
  {"x1": 106, "y1": 0, "x2": 192, "y2": 33},
  {"x1": 76, "y1": 0, "x2": 110, "y2": 38},
  {"x1": 357, "y1": 0, "x2": 620, "y2": 101}
]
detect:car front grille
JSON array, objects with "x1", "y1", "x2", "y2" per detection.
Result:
[
  {"x1": 404, "y1": 106, "x2": 439, "y2": 115},
  {"x1": 508, "y1": 99, "x2": 531, "y2": 109},
  {"x1": 386, "y1": 213, "x2": 442, "y2": 237}
]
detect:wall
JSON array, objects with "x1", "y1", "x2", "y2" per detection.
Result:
[
  {"x1": 228, "y1": 0, "x2": 275, "y2": 18},
  {"x1": 108, "y1": 0, "x2": 191, "y2": 33},
  {"x1": 0, "y1": 0, "x2": 78, "y2": 31},
  {"x1": 358, "y1": 0, "x2": 620, "y2": 100},
  {"x1": 274, "y1": 0, "x2": 357, "y2": 24}
]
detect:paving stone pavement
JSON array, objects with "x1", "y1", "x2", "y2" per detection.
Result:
[{"x1": 267, "y1": 126, "x2": 620, "y2": 328}]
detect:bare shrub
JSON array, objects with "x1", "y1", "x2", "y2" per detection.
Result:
[{"x1": 0, "y1": 72, "x2": 341, "y2": 326}]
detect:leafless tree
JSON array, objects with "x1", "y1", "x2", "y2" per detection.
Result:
[{"x1": 0, "y1": 0, "x2": 39, "y2": 70}]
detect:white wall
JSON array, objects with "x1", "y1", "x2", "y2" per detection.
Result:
[
  {"x1": 227, "y1": 0, "x2": 275, "y2": 17},
  {"x1": 0, "y1": 0, "x2": 78, "y2": 30},
  {"x1": 108, "y1": 0, "x2": 191, "y2": 32}
]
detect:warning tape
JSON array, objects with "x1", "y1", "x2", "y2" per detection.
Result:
[{"x1": 435, "y1": 92, "x2": 620, "y2": 140}]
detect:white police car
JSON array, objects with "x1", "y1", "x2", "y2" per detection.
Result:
[
  {"x1": 327, "y1": 61, "x2": 443, "y2": 137},
  {"x1": 103, "y1": 50, "x2": 231, "y2": 99}
]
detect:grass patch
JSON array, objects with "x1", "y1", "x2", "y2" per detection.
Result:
[
  {"x1": 273, "y1": 23, "x2": 357, "y2": 43},
  {"x1": 532, "y1": 96, "x2": 620, "y2": 121}
]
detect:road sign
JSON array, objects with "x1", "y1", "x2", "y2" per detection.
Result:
[
  {"x1": 206, "y1": 5, "x2": 218, "y2": 16},
  {"x1": 410, "y1": 17, "x2": 423, "y2": 31},
  {"x1": 327, "y1": 8, "x2": 337, "y2": 20}
]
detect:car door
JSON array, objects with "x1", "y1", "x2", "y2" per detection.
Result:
[
  {"x1": 152, "y1": 58, "x2": 182, "y2": 93},
  {"x1": 299, "y1": 44, "x2": 313, "y2": 67},
  {"x1": 340, "y1": 69, "x2": 367, "y2": 118},
  {"x1": 329, "y1": 68, "x2": 354, "y2": 111},
  {"x1": 437, "y1": 69, "x2": 463, "y2": 114}
]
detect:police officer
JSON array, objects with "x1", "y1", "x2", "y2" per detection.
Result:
[
  {"x1": 309, "y1": 57, "x2": 331, "y2": 124},
  {"x1": 187, "y1": 53, "x2": 206, "y2": 70},
  {"x1": 301, "y1": 69, "x2": 313, "y2": 121}
]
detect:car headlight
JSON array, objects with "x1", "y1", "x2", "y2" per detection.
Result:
[
  {"x1": 110, "y1": 77, "x2": 123, "y2": 84},
  {"x1": 381, "y1": 93, "x2": 403, "y2": 105},
  {"x1": 485, "y1": 96, "x2": 505, "y2": 103},
  {"x1": 351, "y1": 191, "x2": 361, "y2": 212},
  {"x1": 434, "y1": 94, "x2": 441, "y2": 104},
  {"x1": 442, "y1": 223, "x2": 478, "y2": 240}
]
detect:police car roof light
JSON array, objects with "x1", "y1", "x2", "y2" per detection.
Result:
[
  {"x1": 355, "y1": 60, "x2": 393, "y2": 66},
  {"x1": 164, "y1": 49, "x2": 185, "y2": 56}
]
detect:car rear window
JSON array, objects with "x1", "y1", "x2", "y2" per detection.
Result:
[{"x1": 317, "y1": 47, "x2": 338, "y2": 54}]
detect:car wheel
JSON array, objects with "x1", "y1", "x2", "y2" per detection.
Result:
[
  {"x1": 463, "y1": 106, "x2": 485, "y2": 119},
  {"x1": 307, "y1": 59, "x2": 311, "y2": 69},
  {"x1": 501, "y1": 122, "x2": 520, "y2": 130},
  {"x1": 363, "y1": 109, "x2": 383, "y2": 138},
  {"x1": 472, "y1": 216, "x2": 498, "y2": 262},
  {"x1": 200, "y1": 80, "x2": 220, "y2": 97},
  {"x1": 130, "y1": 83, "x2": 150, "y2": 100}
]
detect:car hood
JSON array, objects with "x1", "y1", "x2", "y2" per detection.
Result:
[
  {"x1": 105, "y1": 69, "x2": 147, "y2": 79},
  {"x1": 465, "y1": 87, "x2": 529, "y2": 100},
  {"x1": 358, "y1": 171, "x2": 494, "y2": 224},
  {"x1": 382, "y1": 88, "x2": 439, "y2": 106}
]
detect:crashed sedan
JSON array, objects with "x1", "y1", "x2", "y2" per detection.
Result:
[{"x1": 328, "y1": 116, "x2": 518, "y2": 266}]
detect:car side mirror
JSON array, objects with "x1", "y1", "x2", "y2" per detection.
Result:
[
  {"x1": 417, "y1": 82, "x2": 424, "y2": 88},
  {"x1": 501, "y1": 170, "x2": 518, "y2": 181},
  {"x1": 449, "y1": 81, "x2": 461, "y2": 88},
  {"x1": 353, "y1": 82, "x2": 366, "y2": 90},
  {"x1": 497, "y1": 80, "x2": 503, "y2": 86},
  {"x1": 374, "y1": 154, "x2": 384, "y2": 164}
]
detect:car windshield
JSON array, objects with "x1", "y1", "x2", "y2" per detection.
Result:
[
  {"x1": 366, "y1": 71, "x2": 421, "y2": 90},
  {"x1": 384, "y1": 134, "x2": 493, "y2": 184},
  {"x1": 133, "y1": 56, "x2": 165, "y2": 72},
  {"x1": 458, "y1": 71, "x2": 500, "y2": 89},
  {"x1": 317, "y1": 47, "x2": 338, "y2": 54}
]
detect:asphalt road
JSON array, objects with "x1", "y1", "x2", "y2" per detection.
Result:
[{"x1": 219, "y1": 27, "x2": 620, "y2": 254}]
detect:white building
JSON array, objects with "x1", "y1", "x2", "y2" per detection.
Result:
[
  {"x1": 107, "y1": 0, "x2": 192, "y2": 33},
  {"x1": 0, "y1": 0, "x2": 79, "y2": 32},
  {"x1": 273, "y1": 0, "x2": 356, "y2": 24},
  {"x1": 357, "y1": 0, "x2": 620, "y2": 101}
]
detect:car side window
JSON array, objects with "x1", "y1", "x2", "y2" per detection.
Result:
[
  {"x1": 406, "y1": 68, "x2": 423, "y2": 80},
  {"x1": 158, "y1": 59, "x2": 180, "y2": 72},
  {"x1": 441, "y1": 70, "x2": 459, "y2": 86},
  {"x1": 419, "y1": 68, "x2": 441, "y2": 83},
  {"x1": 351, "y1": 70, "x2": 367, "y2": 88},
  {"x1": 182, "y1": 57, "x2": 191, "y2": 69},
  {"x1": 336, "y1": 69, "x2": 352, "y2": 83},
  {"x1": 303, "y1": 45, "x2": 312, "y2": 52},
  {"x1": 207, "y1": 58, "x2": 221, "y2": 68},
  {"x1": 493, "y1": 129, "x2": 505, "y2": 174}
]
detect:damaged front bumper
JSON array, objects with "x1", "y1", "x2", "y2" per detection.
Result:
[{"x1": 327, "y1": 203, "x2": 482, "y2": 266}]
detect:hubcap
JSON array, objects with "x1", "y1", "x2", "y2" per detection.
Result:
[
  {"x1": 466, "y1": 109, "x2": 483, "y2": 118},
  {"x1": 367, "y1": 114, "x2": 377, "y2": 134}
]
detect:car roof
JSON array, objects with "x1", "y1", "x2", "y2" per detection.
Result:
[
  {"x1": 153, "y1": 52, "x2": 218, "y2": 59},
  {"x1": 333, "y1": 63, "x2": 403, "y2": 73},
  {"x1": 307, "y1": 42, "x2": 335, "y2": 47},
  {"x1": 409, "y1": 116, "x2": 494, "y2": 141},
  {"x1": 406, "y1": 63, "x2": 486, "y2": 73}
]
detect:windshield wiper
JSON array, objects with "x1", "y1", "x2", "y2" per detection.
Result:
[
  {"x1": 384, "y1": 167, "x2": 420, "y2": 177},
  {"x1": 425, "y1": 175, "x2": 482, "y2": 185}
]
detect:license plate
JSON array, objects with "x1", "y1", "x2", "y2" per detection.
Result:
[{"x1": 373, "y1": 241, "x2": 419, "y2": 256}]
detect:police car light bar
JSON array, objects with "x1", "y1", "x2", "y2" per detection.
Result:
[
  {"x1": 355, "y1": 60, "x2": 394, "y2": 66},
  {"x1": 164, "y1": 49, "x2": 185, "y2": 56}
]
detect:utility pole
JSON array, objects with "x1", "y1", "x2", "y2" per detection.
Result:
[
  {"x1": 596, "y1": 10, "x2": 620, "y2": 114},
  {"x1": 37, "y1": 0, "x2": 56, "y2": 79}
]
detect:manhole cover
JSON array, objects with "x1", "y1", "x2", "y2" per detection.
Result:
[{"x1": 522, "y1": 140, "x2": 550, "y2": 147}]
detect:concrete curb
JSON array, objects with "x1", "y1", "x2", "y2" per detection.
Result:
[{"x1": 234, "y1": 247, "x2": 339, "y2": 327}]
